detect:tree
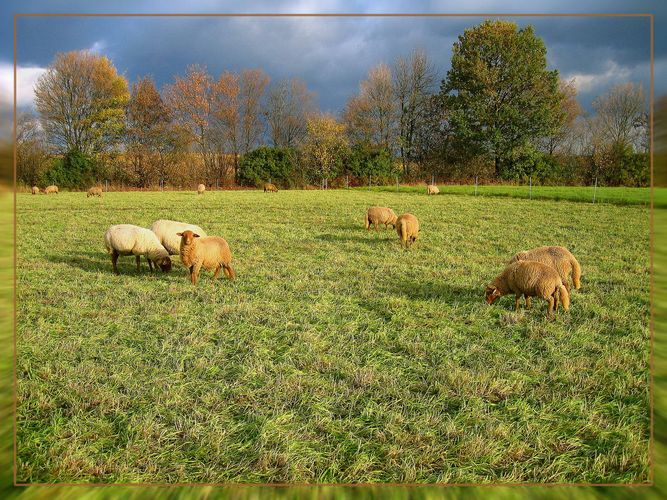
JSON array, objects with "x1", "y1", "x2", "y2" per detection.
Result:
[
  {"x1": 441, "y1": 20, "x2": 565, "y2": 178},
  {"x1": 343, "y1": 63, "x2": 396, "y2": 149},
  {"x1": 592, "y1": 82, "x2": 646, "y2": 150},
  {"x1": 126, "y1": 76, "x2": 175, "y2": 187},
  {"x1": 34, "y1": 50, "x2": 129, "y2": 155},
  {"x1": 543, "y1": 79, "x2": 582, "y2": 156},
  {"x1": 265, "y1": 78, "x2": 317, "y2": 148},
  {"x1": 393, "y1": 49, "x2": 436, "y2": 174},
  {"x1": 238, "y1": 146, "x2": 296, "y2": 187},
  {"x1": 16, "y1": 112, "x2": 50, "y2": 186},
  {"x1": 212, "y1": 71, "x2": 241, "y2": 183},
  {"x1": 164, "y1": 65, "x2": 217, "y2": 183},
  {"x1": 240, "y1": 69, "x2": 270, "y2": 155},
  {"x1": 303, "y1": 113, "x2": 349, "y2": 186}
]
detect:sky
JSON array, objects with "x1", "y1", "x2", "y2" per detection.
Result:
[{"x1": 0, "y1": 0, "x2": 664, "y2": 125}]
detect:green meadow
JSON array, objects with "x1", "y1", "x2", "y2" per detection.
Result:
[{"x1": 14, "y1": 189, "x2": 650, "y2": 484}]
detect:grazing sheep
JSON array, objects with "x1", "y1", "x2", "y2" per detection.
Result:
[
  {"x1": 43, "y1": 185, "x2": 58, "y2": 194},
  {"x1": 150, "y1": 219, "x2": 208, "y2": 255},
  {"x1": 396, "y1": 213, "x2": 420, "y2": 248},
  {"x1": 485, "y1": 260, "x2": 570, "y2": 316},
  {"x1": 427, "y1": 184, "x2": 439, "y2": 195},
  {"x1": 177, "y1": 229, "x2": 235, "y2": 285},
  {"x1": 264, "y1": 183, "x2": 278, "y2": 193},
  {"x1": 197, "y1": 183, "x2": 206, "y2": 195},
  {"x1": 31, "y1": 186, "x2": 39, "y2": 195},
  {"x1": 365, "y1": 206, "x2": 398, "y2": 230},
  {"x1": 509, "y1": 245, "x2": 581, "y2": 290},
  {"x1": 104, "y1": 224, "x2": 172, "y2": 274},
  {"x1": 87, "y1": 186, "x2": 103, "y2": 197}
]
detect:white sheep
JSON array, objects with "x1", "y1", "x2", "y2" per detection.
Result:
[
  {"x1": 104, "y1": 224, "x2": 172, "y2": 274},
  {"x1": 150, "y1": 219, "x2": 208, "y2": 256},
  {"x1": 197, "y1": 183, "x2": 206, "y2": 195}
]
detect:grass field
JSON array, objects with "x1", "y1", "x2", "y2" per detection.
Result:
[
  {"x1": 15, "y1": 189, "x2": 650, "y2": 484},
  {"x1": 364, "y1": 184, "x2": 654, "y2": 207}
]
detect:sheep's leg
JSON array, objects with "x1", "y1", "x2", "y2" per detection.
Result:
[
  {"x1": 111, "y1": 250, "x2": 119, "y2": 275},
  {"x1": 553, "y1": 290, "x2": 559, "y2": 312},
  {"x1": 525, "y1": 295, "x2": 532, "y2": 309},
  {"x1": 148, "y1": 259, "x2": 154, "y2": 272},
  {"x1": 191, "y1": 262, "x2": 203, "y2": 285},
  {"x1": 563, "y1": 280, "x2": 571, "y2": 292},
  {"x1": 135, "y1": 255, "x2": 141, "y2": 272},
  {"x1": 213, "y1": 265, "x2": 222, "y2": 280},
  {"x1": 515, "y1": 295, "x2": 521, "y2": 311},
  {"x1": 547, "y1": 296, "x2": 555, "y2": 317}
]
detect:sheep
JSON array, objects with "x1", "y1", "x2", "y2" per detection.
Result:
[
  {"x1": 427, "y1": 184, "x2": 439, "y2": 195},
  {"x1": 396, "y1": 213, "x2": 419, "y2": 248},
  {"x1": 365, "y1": 206, "x2": 398, "y2": 231},
  {"x1": 87, "y1": 186, "x2": 103, "y2": 197},
  {"x1": 150, "y1": 219, "x2": 208, "y2": 256},
  {"x1": 197, "y1": 183, "x2": 206, "y2": 195},
  {"x1": 264, "y1": 183, "x2": 278, "y2": 193},
  {"x1": 104, "y1": 224, "x2": 172, "y2": 274},
  {"x1": 509, "y1": 245, "x2": 581, "y2": 291},
  {"x1": 485, "y1": 260, "x2": 570, "y2": 316},
  {"x1": 31, "y1": 186, "x2": 39, "y2": 195},
  {"x1": 43, "y1": 185, "x2": 58, "y2": 194},
  {"x1": 177, "y1": 229, "x2": 235, "y2": 285}
]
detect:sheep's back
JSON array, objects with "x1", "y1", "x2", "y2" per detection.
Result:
[{"x1": 151, "y1": 219, "x2": 207, "y2": 255}]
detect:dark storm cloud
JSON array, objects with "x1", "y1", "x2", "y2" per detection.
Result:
[{"x1": 0, "y1": 0, "x2": 664, "y2": 116}]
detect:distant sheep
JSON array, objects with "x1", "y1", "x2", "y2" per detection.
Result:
[
  {"x1": 509, "y1": 245, "x2": 581, "y2": 290},
  {"x1": 365, "y1": 206, "x2": 398, "y2": 230},
  {"x1": 427, "y1": 184, "x2": 439, "y2": 195},
  {"x1": 43, "y1": 185, "x2": 58, "y2": 194},
  {"x1": 178, "y1": 229, "x2": 235, "y2": 285},
  {"x1": 486, "y1": 260, "x2": 570, "y2": 316},
  {"x1": 264, "y1": 183, "x2": 278, "y2": 193},
  {"x1": 150, "y1": 219, "x2": 208, "y2": 255},
  {"x1": 31, "y1": 186, "x2": 39, "y2": 195},
  {"x1": 197, "y1": 183, "x2": 206, "y2": 195},
  {"x1": 87, "y1": 187, "x2": 103, "y2": 197},
  {"x1": 104, "y1": 224, "x2": 172, "y2": 274},
  {"x1": 396, "y1": 213, "x2": 419, "y2": 248}
]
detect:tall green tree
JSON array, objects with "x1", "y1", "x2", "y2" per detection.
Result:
[{"x1": 441, "y1": 20, "x2": 565, "y2": 178}]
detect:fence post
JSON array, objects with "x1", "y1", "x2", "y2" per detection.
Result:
[
  {"x1": 431, "y1": 173, "x2": 434, "y2": 185},
  {"x1": 396, "y1": 176, "x2": 399, "y2": 192},
  {"x1": 105, "y1": 179, "x2": 108, "y2": 192},
  {"x1": 593, "y1": 177, "x2": 598, "y2": 203},
  {"x1": 346, "y1": 175, "x2": 349, "y2": 189},
  {"x1": 368, "y1": 175, "x2": 371, "y2": 191},
  {"x1": 474, "y1": 176, "x2": 478, "y2": 196},
  {"x1": 529, "y1": 176, "x2": 532, "y2": 200}
]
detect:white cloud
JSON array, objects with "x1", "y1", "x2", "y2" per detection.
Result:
[
  {"x1": 89, "y1": 40, "x2": 106, "y2": 53},
  {"x1": 565, "y1": 60, "x2": 632, "y2": 93},
  {"x1": 0, "y1": 62, "x2": 47, "y2": 108}
]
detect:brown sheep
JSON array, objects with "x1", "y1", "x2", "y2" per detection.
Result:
[
  {"x1": 31, "y1": 186, "x2": 39, "y2": 194},
  {"x1": 43, "y1": 185, "x2": 58, "y2": 194},
  {"x1": 485, "y1": 261, "x2": 570, "y2": 316},
  {"x1": 87, "y1": 186, "x2": 103, "y2": 197},
  {"x1": 427, "y1": 184, "x2": 439, "y2": 195},
  {"x1": 509, "y1": 246, "x2": 581, "y2": 290},
  {"x1": 365, "y1": 206, "x2": 398, "y2": 230},
  {"x1": 177, "y1": 230, "x2": 235, "y2": 285},
  {"x1": 197, "y1": 183, "x2": 206, "y2": 195},
  {"x1": 396, "y1": 213, "x2": 419, "y2": 248},
  {"x1": 264, "y1": 183, "x2": 278, "y2": 193}
]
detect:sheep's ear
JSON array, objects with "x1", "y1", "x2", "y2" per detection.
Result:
[
  {"x1": 176, "y1": 232, "x2": 183, "y2": 236},
  {"x1": 193, "y1": 233, "x2": 200, "y2": 238}
]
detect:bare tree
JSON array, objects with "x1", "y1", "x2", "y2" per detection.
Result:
[
  {"x1": 16, "y1": 111, "x2": 50, "y2": 185},
  {"x1": 265, "y1": 78, "x2": 317, "y2": 148},
  {"x1": 592, "y1": 82, "x2": 646, "y2": 149},
  {"x1": 393, "y1": 49, "x2": 436, "y2": 174},
  {"x1": 543, "y1": 79, "x2": 582, "y2": 156},
  {"x1": 240, "y1": 69, "x2": 270, "y2": 155}
]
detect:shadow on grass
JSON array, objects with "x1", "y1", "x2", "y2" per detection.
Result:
[
  {"x1": 45, "y1": 251, "x2": 175, "y2": 277},
  {"x1": 386, "y1": 278, "x2": 482, "y2": 302},
  {"x1": 315, "y1": 232, "x2": 394, "y2": 244}
]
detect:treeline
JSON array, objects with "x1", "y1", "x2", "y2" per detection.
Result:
[{"x1": 17, "y1": 20, "x2": 649, "y2": 190}]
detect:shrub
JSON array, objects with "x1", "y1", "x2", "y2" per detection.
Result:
[
  {"x1": 44, "y1": 150, "x2": 97, "y2": 189},
  {"x1": 238, "y1": 147, "x2": 296, "y2": 188}
]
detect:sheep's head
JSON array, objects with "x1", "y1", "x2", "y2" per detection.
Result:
[
  {"x1": 510, "y1": 251, "x2": 528, "y2": 263},
  {"x1": 485, "y1": 285, "x2": 502, "y2": 304},
  {"x1": 156, "y1": 256, "x2": 172, "y2": 272},
  {"x1": 177, "y1": 230, "x2": 200, "y2": 246},
  {"x1": 388, "y1": 215, "x2": 398, "y2": 226}
]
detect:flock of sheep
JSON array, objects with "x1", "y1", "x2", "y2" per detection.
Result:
[
  {"x1": 366, "y1": 199, "x2": 582, "y2": 317},
  {"x1": 34, "y1": 181, "x2": 582, "y2": 316}
]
